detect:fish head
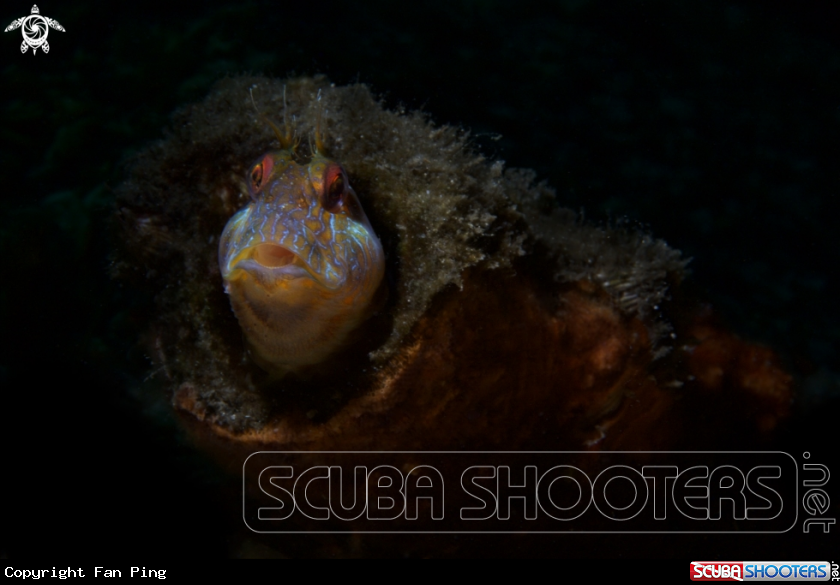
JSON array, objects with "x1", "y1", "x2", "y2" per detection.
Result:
[{"x1": 218, "y1": 147, "x2": 385, "y2": 373}]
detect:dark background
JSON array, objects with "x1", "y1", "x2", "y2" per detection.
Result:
[{"x1": 1, "y1": 0, "x2": 838, "y2": 557}]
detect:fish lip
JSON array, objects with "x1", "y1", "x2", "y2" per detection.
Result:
[
  {"x1": 220, "y1": 208, "x2": 344, "y2": 290},
  {"x1": 234, "y1": 244, "x2": 350, "y2": 292},
  {"x1": 232, "y1": 258, "x2": 311, "y2": 280},
  {"x1": 229, "y1": 245, "x2": 316, "y2": 284}
]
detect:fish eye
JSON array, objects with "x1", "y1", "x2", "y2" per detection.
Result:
[
  {"x1": 249, "y1": 155, "x2": 275, "y2": 193},
  {"x1": 324, "y1": 167, "x2": 346, "y2": 210},
  {"x1": 250, "y1": 163, "x2": 263, "y2": 189}
]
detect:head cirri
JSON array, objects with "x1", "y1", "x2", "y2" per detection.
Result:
[{"x1": 218, "y1": 107, "x2": 385, "y2": 376}]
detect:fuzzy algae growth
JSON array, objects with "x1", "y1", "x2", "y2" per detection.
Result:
[{"x1": 114, "y1": 75, "x2": 691, "y2": 434}]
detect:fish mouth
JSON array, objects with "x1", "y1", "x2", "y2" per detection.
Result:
[
  {"x1": 230, "y1": 243, "x2": 313, "y2": 285},
  {"x1": 252, "y1": 243, "x2": 299, "y2": 269}
]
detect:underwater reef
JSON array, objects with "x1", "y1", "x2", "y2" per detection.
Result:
[
  {"x1": 4, "y1": 0, "x2": 838, "y2": 559},
  {"x1": 114, "y1": 76, "x2": 791, "y2": 470}
]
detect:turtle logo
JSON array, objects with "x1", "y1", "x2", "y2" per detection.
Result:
[{"x1": 4, "y1": 5, "x2": 65, "y2": 55}]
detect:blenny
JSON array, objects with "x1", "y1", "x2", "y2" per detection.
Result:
[{"x1": 218, "y1": 108, "x2": 385, "y2": 375}]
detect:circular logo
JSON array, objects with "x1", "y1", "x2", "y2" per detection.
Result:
[{"x1": 22, "y1": 15, "x2": 47, "y2": 49}]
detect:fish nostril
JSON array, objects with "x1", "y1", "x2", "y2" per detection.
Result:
[{"x1": 253, "y1": 243, "x2": 296, "y2": 268}]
